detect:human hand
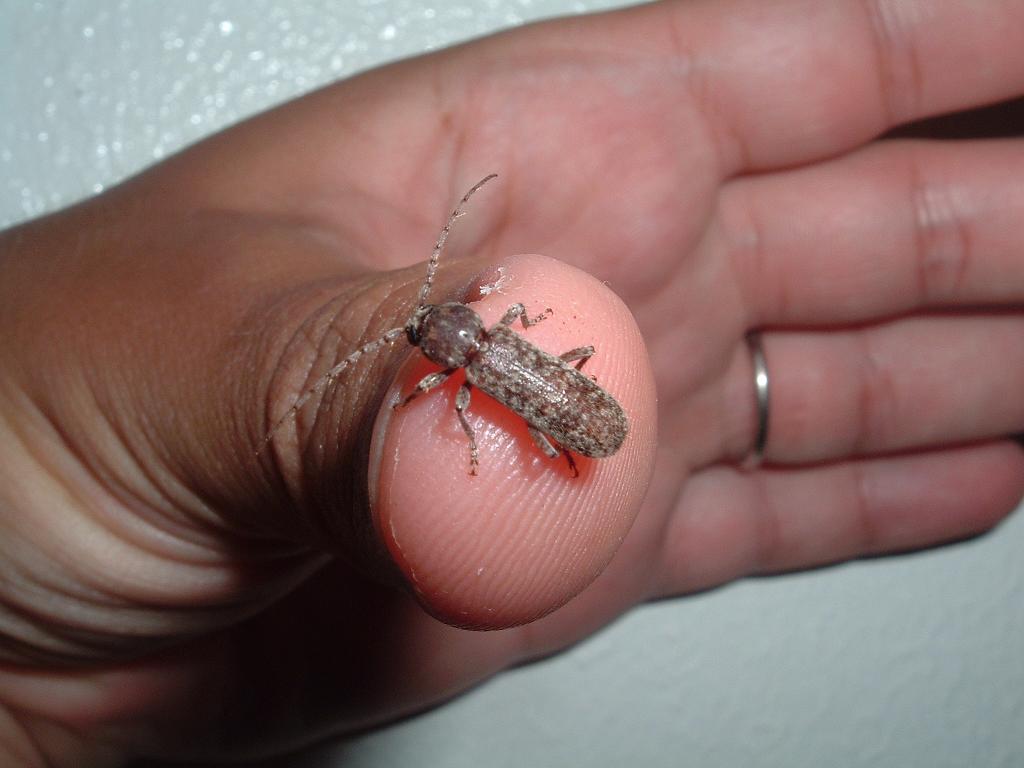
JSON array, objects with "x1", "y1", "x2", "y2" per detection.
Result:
[{"x1": 1, "y1": 0, "x2": 1022, "y2": 763}]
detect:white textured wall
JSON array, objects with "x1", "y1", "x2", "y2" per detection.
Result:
[{"x1": 3, "y1": 3, "x2": 1022, "y2": 767}]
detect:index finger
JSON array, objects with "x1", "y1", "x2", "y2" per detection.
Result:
[{"x1": 613, "y1": 0, "x2": 1024, "y2": 171}]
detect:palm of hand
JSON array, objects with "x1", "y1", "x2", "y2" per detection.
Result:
[
  {"x1": 2, "y1": 5, "x2": 1022, "y2": 764},
  {"x1": 223, "y1": 43, "x2": 734, "y2": 741},
  {"x1": 209, "y1": 19, "x2": 1018, "y2": 748}
]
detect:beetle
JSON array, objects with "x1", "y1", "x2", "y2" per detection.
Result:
[{"x1": 261, "y1": 174, "x2": 628, "y2": 476}]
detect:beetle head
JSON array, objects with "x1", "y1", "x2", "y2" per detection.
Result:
[{"x1": 407, "y1": 302, "x2": 484, "y2": 368}]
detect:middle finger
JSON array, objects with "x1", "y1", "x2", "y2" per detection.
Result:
[{"x1": 719, "y1": 138, "x2": 1024, "y2": 326}]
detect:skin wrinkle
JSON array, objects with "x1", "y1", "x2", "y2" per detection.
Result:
[
  {"x1": 670, "y1": 475, "x2": 736, "y2": 593},
  {"x1": 27, "y1": 392, "x2": 232, "y2": 564},
  {"x1": 449, "y1": 533, "x2": 532, "y2": 623},
  {"x1": 278, "y1": 263, "x2": 489, "y2": 473},
  {"x1": 681, "y1": 35, "x2": 751, "y2": 176},
  {"x1": 419, "y1": 109, "x2": 511, "y2": 263},
  {"x1": 720, "y1": 183, "x2": 780, "y2": 328},
  {"x1": 853, "y1": 328, "x2": 895, "y2": 456},
  {"x1": 0, "y1": 415, "x2": 290, "y2": 663},
  {"x1": 849, "y1": 461, "x2": 883, "y2": 556},
  {"x1": 0, "y1": 595, "x2": 86, "y2": 664},
  {"x1": 515, "y1": 484, "x2": 579, "y2": 606},
  {"x1": 3, "y1": 519, "x2": 122, "y2": 629},
  {"x1": 263, "y1": 275, "x2": 412, "y2": 481},
  {"x1": 369, "y1": 198, "x2": 418, "y2": 270},
  {"x1": 1, "y1": 572, "x2": 170, "y2": 666},
  {"x1": 907, "y1": 152, "x2": 974, "y2": 304},
  {"x1": 268, "y1": 284, "x2": 370, "y2": 408},
  {"x1": 860, "y1": 0, "x2": 927, "y2": 128},
  {"x1": 14, "y1": 221, "x2": 262, "y2": 548},
  {"x1": 81, "y1": 384, "x2": 232, "y2": 558},
  {"x1": 749, "y1": 471, "x2": 783, "y2": 575},
  {"x1": 4, "y1": 572, "x2": 190, "y2": 653},
  {"x1": 303, "y1": 293, "x2": 393, "y2": 442},
  {"x1": 434, "y1": 76, "x2": 468, "y2": 200},
  {"x1": 0, "y1": 426, "x2": 153, "y2": 625},
  {"x1": 12, "y1": 707, "x2": 94, "y2": 766},
  {"x1": 0, "y1": 599, "x2": 144, "y2": 667},
  {"x1": 1, "y1": 533, "x2": 134, "y2": 624},
  {"x1": 0, "y1": 707, "x2": 46, "y2": 768},
  {"x1": 395, "y1": 449, "x2": 539, "y2": 620},
  {"x1": 6, "y1": 551, "x2": 322, "y2": 667},
  {"x1": 195, "y1": 207, "x2": 343, "y2": 259},
  {"x1": 456, "y1": 59, "x2": 668, "y2": 280}
]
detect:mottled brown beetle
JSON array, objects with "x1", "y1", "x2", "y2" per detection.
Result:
[{"x1": 262, "y1": 174, "x2": 628, "y2": 476}]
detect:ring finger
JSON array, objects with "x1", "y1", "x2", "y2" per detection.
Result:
[{"x1": 740, "y1": 313, "x2": 1024, "y2": 465}]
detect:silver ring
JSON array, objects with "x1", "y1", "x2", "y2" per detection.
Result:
[{"x1": 743, "y1": 332, "x2": 770, "y2": 469}]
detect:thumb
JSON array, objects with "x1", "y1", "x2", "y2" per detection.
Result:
[
  {"x1": 370, "y1": 254, "x2": 656, "y2": 629},
  {"x1": 0, "y1": 181, "x2": 654, "y2": 661},
  {"x1": 259, "y1": 251, "x2": 656, "y2": 629}
]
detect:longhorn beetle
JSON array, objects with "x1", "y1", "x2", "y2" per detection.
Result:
[{"x1": 260, "y1": 174, "x2": 628, "y2": 476}]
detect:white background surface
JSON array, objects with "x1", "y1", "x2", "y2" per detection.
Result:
[{"x1": 3, "y1": 2, "x2": 1022, "y2": 766}]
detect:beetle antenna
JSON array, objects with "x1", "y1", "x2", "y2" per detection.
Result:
[
  {"x1": 417, "y1": 173, "x2": 498, "y2": 308},
  {"x1": 256, "y1": 326, "x2": 407, "y2": 456}
]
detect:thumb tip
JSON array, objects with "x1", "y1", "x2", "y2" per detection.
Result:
[{"x1": 369, "y1": 254, "x2": 656, "y2": 629}]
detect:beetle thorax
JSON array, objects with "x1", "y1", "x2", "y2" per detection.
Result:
[{"x1": 407, "y1": 302, "x2": 485, "y2": 368}]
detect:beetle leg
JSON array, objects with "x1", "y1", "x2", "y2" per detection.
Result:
[
  {"x1": 527, "y1": 426, "x2": 579, "y2": 478},
  {"x1": 559, "y1": 345, "x2": 595, "y2": 371},
  {"x1": 498, "y1": 303, "x2": 525, "y2": 326},
  {"x1": 563, "y1": 450, "x2": 579, "y2": 477},
  {"x1": 454, "y1": 383, "x2": 479, "y2": 475},
  {"x1": 521, "y1": 307, "x2": 553, "y2": 329},
  {"x1": 499, "y1": 303, "x2": 552, "y2": 329},
  {"x1": 527, "y1": 426, "x2": 560, "y2": 459},
  {"x1": 395, "y1": 368, "x2": 454, "y2": 409}
]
